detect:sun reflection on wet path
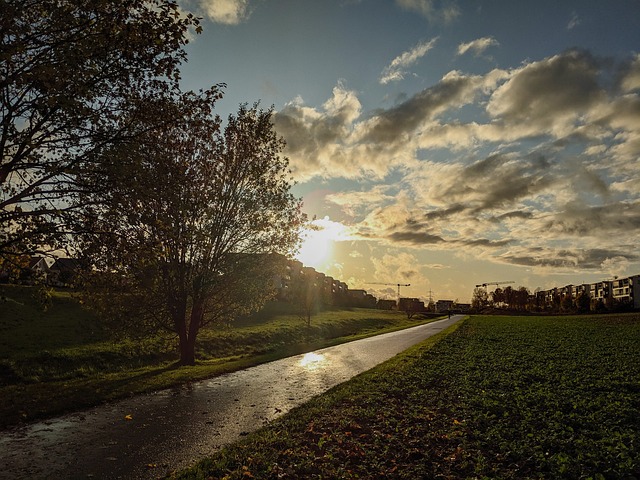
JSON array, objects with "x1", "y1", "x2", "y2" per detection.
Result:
[{"x1": 298, "y1": 352, "x2": 327, "y2": 370}]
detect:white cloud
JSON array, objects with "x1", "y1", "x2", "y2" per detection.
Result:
[
  {"x1": 322, "y1": 80, "x2": 362, "y2": 125},
  {"x1": 276, "y1": 50, "x2": 640, "y2": 191},
  {"x1": 308, "y1": 216, "x2": 355, "y2": 242},
  {"x1": 379, "y1": 37, "x2": 439, "y2": 84},
  {"x1": 600, "y1": 257, "x2": 631, "y2": 277},
  {"x1": 620, "y1": 53, "x2": 640, "y2": 92},
  {"x1": 371, "y1": 251, "x2": 426, "y2": 284},
  {"x1": 363, "y1": 69, "x2": 501, "y2": 145},
  {"x1": 274, "y1": 84, "x2": 419, "y2": 181},
  {"x1": 486, "y1": 50, "x2": 605, "y2": 137},
  {"x1": 273, "y1": 84, "x2": 374, "y2": 181},
  {"x1": 396, "y1": 0, "x2": 460, "y2": 23},
  {"x1": 567, "y1": 11, "x2": 581, "y2": 30},
  {"x1": 326, "y1": 186, "x2": 395, "y2": 216},
  {"x1": 200, "y1": 0, "x2": 250, "y2": 25},
  {"x1": 425, "y1": 263, "x2": 449, "y2": 269},
  {"x1": 275, "y1": 47, "x2": 640, "y2": 278},
  {"x1": 457, "y1": 37, "x2": 499, "y2": 57}
]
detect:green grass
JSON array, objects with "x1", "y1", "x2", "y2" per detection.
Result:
[
  {"x1": 175, "y1": 313, "x2": 640, "y2": 480},
  {"x1": 0, "y1": 284, "x2": 104, "y2": 354},
  {"x1": 0, "y1": 285, "x2": 439, "y2": 428}
]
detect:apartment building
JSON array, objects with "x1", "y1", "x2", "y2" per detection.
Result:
[
  {"x1": 535, "y1": 274, "x2": 640, "y2": 310},
  {"x1": 272, "y1": 258, "x2": 376, "y2": 308},
  {"x1": 611, "y1": 275, "x2": 640, "y2": 308}
]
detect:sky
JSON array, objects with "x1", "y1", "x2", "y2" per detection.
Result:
[{"x1": 177, "y1": 0, "x2": 640, "y2": 303}]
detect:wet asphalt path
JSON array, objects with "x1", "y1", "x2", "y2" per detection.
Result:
[{"x1": 0, "y1": 316, "x2": 461, "y2": 479}]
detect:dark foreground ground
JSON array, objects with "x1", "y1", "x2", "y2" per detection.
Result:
[
  {"x1": 0, "y1": 318, "x2": 461, "y2": 479},
  {"x1": 176, "y1": 314, "x2": 640, "y2": 480}
]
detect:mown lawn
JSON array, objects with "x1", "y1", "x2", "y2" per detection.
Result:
[
  {"x1": 0, "y1": 285, "x2": 437, "y2": 428},
  {"x1": 176, "y1": 314, "x2": 640, "y2": 479}
]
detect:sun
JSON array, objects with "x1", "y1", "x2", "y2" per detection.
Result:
[
  {"x1": 295, "y1": 217, "x2": 351, "y2": 271},
  {"x1": 296, "y1": 227, "x2": 333, "y2": 270}
]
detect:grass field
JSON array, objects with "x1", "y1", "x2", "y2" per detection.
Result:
[
  {"x1": 0, "y1": 285, "x2": 437, "y2": 428},
  {"x1": 175, "y1": 314, "x2": 640, "y2": 479}
]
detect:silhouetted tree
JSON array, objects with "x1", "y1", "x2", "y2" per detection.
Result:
[
  {"x1": 471, "y1": 287, "x2": 488, "y2": 310},
  {"x1": 79, "y1": 100, "x2": 305, "y2": 365},
  {"x1": 575, "y1": 290, "x2": 591, "y2": 313},
  {"x1": 594, "y1": 298, "x2": 607, "y2": 313},
  {"x1": 503, "y1": 286, "x2": 515, "y2": 308},
  {"x1": 514, "y1": 286, "x2": 530, "y2": 311},
  {"x1": 561, "y1": 294, "x2": 574, "y2": 313},
  {"x1": 1, "y1": 0, "x2": 198, "y2": 257},
  {"x1": 489, "y1": 287, "x2": 501, "y2": 307}
]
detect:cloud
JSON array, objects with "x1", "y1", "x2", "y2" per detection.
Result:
[
  {"x1": 276, "y1": 49, "x2": 640, "y2": 190},
  {"x1": 542, "y1": 201, "x2": 640, "y2": 238},
  {"x1": 200, "y1": 0, "x2": 250, "y2": 24},
  {"x1": 600, "y1": 256, "x2": 631, "y2": 277},
  {"x1": 273, "y1": 83, "x2": 367, "y2": 180},
  {"x1": 361, "y1": 69, "x2": 502, "y2": 145},
  {"x1": 387, "y1": 230, "x2": 445, "y2": 245},
  {"x1": 499, "y1": 248, "x2": 638, "y2": 271},
  {"x1": 275, "y1": 47, "x2": 640, "y2": 278},
  {"x1": 307, "y1": 216, "x2": 355, "y2": 242},
  {"x1": 274, "y1": 69, "x2": 510, "y2": 182},
  {"x1": 619, "y1": 53, "x2": 640, "y2": 92},
  {"x1": 396, "y1": 0, "x2": 460, "y2": 23},
  {"x1": 457, "y1": 37, "x2": 499, "y2": 57},
  {"x1": 425, "y1": 263, "x2": 448, "y2": 269},
  {"x1": 409, "y1": 153, "x2": 557, "y2": 213},
  {"x1": 326, "y1": 186, "x2": 395, "y2": 216},
  {"x1": 567, "y1": 11, "x2": 581, "y2": 30},
  {"x1": 487, "y1": 49, "x2": 605, "y2": 136},
  {"x1": 370, "y1": 252, "x2": 426, "y2": 284},
  {"x1": 337, "y1": 138, "x2": 640, "y2": 272},
  {"x1": 379, "y1": 38, "x2": 439, "y2": 84}
]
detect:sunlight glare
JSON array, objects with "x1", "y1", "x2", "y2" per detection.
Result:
[
  {"x1": 299, "y1": 352, "x2": 327, "y2": 370},
  {"x1": 297, "y1": 229, "x2": 332, "y2": 269},
  {"x1": 295, "y1": 217, "x2": 351, "y2": 270}
]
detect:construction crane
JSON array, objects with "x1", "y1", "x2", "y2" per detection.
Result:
[
  {"x1": 367, "y1": 282, "x2": 411, "y2": 298},
  {"x1": 475, "y1": 281, "x2": 515, "y2": 289}
]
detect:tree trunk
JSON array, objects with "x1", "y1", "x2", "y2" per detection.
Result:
[
  {"x1": 178, "y1": 299, "x2": 204, "y2": 366},
  {"x1": 179, "y1": 333, "x2": 197, "y2": 366},
  {"x1": 176, "y1": 320, "x2": 195, "y2": 366}
]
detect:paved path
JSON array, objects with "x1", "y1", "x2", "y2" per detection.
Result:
[{"x1": 0, "y1": 316, "x2": 462, "y2": 479}]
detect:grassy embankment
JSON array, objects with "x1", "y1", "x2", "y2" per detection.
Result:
[
  {"x1": 0, "y1": 285, "x2": 439, "y2": 429},
  {"x1": 176, "y1": 313, "x2": 640, "y2": 480}
]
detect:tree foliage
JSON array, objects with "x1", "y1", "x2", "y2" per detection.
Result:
[
  {"x1": 575, "y1": 290, "x2": 591, "y2": 313},
  {"x1": 471, "y1": 286, "x2": 488, "y2": 310},
  {"x1": 80, "y1": 98, "x2": 305, "y2": 365},
  {"x1": 1, "y1": 0, "x2": 198, "y2": 256}
]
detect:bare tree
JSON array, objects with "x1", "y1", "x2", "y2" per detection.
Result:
[{"x1": 291, "y1": 272, "x2": 321, "y2": 327}]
